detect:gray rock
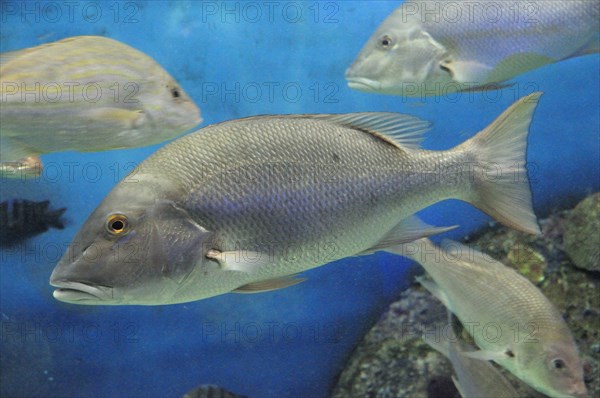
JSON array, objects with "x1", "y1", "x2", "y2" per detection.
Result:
[
  {"x1": 331, "y1": 287, "x2": 459, "y2": 398},
  {"x1": 564, "y1": 193, "x2": 600, "y2": 272}
]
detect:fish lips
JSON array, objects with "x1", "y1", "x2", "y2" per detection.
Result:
[
  {"x1": 568, "y1": 383, "x2": 588, "y2": 398},
  {"x1": 345, "y1": 73, "x2": 382, "y2": 92},
  {"x1": 50, "y1": 279, "x2": 113, "y2": 304}
]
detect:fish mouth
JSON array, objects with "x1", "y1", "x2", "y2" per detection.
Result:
[
  {"x1": 345, "y1": 76, "x2": 381, "y2": 92},
  {"x1": 569, "y1": 384, "x2": 588, "y2": 398},
  {"x1": 50, "y1": 280, "x2": 113, "y2": 303}
]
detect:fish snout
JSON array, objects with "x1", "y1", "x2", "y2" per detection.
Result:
[
  {"x1": 344, "y1": 67, "x2": 381, "y2": 92},
  {"x1": 49, "y1": 241, "x2": 115, "y2": 303},
  {"x1": 569, "y1": 382, "x2": 588, "y2": 398}
]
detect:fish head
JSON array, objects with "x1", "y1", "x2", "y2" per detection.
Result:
[
  {"x1": 50, "y1": 176, "x2": 213, "y2": 305},
  {"x1": 345, "y1": 14, "x2": 454, "y2": 96},
  {"x1": 154, "y1": 74, "x2": 202, "y2": 132},
  {"x1": 136, "y1": 72, "x2": 202, "y2": 142},
  {"x1": 518, "y1": 341, "x2": 587, "y2": 398}
]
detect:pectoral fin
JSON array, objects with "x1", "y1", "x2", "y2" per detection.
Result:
[
  {"x1": 83, "y1": 108, "x2": 146, "y2": 129},
  {"x1": 206, "y1": 250, "x2": 273, "y2": 273},
  {"x1": 461, "y1": 349, "x2": 510, "y2": 362},
  {"x1": 232, "y1": 275, "x2": 306, "y2": 293},
  {"x1": 443, "y1": 59, "x2": 493, "y2": 83}
]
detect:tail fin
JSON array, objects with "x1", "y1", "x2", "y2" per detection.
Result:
[
  {"x1": 457, "y1": 92, "x2": 542, "y2": 234},
  {"x1": 46, "y1": 207, "x2": 66, "y2": 230}
]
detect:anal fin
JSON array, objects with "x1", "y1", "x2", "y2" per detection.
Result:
[
  {"x1": 232, "y1": 275, "x2": 306, "y2": 294},
  {"x1": 461, "y1": 349, "x2": 510, "y2": 362},
  {"x1": 360, "y1": 216, "x2": 457, "y2": 255},
  {"x1": 416, "y1": 275, "x2": 452, "y2": 310}
]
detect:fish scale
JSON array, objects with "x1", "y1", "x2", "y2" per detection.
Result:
[{"x1": 145, "y1": 117, "x2": 453, "y2": 274}]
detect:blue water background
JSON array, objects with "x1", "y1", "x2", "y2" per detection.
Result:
[{"x1": 1, "y1": 1, "x2": 598, "y2": 397}]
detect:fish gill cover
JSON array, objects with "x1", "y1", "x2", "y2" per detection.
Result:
[{"x1": 0, "y1": 1, "x2": 598, "y2": 398}]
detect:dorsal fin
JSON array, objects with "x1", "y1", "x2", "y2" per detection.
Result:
[
  {"x1": 309, "y1": 113, "x2": 431, "y2": 150},
  {"x1": 237, "y1": 113, "x2": 431, "y2": 150},
  {"x1": 1, "y1": 51, "x2": 21, "y2": 67}
]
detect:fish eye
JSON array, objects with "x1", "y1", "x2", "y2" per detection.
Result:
[
  {"x1": 106, "y1": 214, "x2": 129, "y2": 236},
  {"x1": 551, "y1": 358, "x2": 566, "y2": 370},
  {"x1": 170, "y1": 87, "x2": 181, "y2": 99},
  {"x1": 378, "y1": 35, "x2": 394, "y2": 49}
]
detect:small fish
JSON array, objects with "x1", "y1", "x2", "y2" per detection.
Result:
[
  {"x1": 346, "y1": 1, "x2": 600, "y2": 96},
  {"x1": 423, "y1": 316, "x2": 520, "y2": 398},
  {"x1": 398, "y1": 239, "x2": 587, "y2": 398},
  {"x1": 50, "y1": 93, "x2": 541, "y2": 306},
  {"x1": 0, "y1": 36, "x2": 202, "y2": 177},
  {"x1": 182, "y1": 384, "x2": 248, "y2": 398},
  {"x1": 0, "y1": 199, "x2": 66, "y2": 246}
]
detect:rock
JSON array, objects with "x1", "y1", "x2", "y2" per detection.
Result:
[
  {"x1": 331, "y1": 288, "x2": 459, "y2": 398},
  {"x1": 563, "y1": 193, "x2": 600, "y2": 272}
]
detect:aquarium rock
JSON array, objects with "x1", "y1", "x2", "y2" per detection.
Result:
[{"x1": 563, "y1": 193, "x2": 600, "y2": 272}]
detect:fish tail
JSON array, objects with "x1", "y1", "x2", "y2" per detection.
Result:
[
  {"x1": 458, "y1": 92, "x2": 542, "y2": 234},
  {"x1": 46, "y1": 207, "x2": 67, "y2": 230}
]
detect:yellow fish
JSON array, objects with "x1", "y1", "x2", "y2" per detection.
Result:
[{"x1": 0, "y1": 36, "x2": 202, "y2": 177}]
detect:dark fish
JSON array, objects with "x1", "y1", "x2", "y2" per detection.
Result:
[
  {"x1": 0, "y1": 199, "x2": 66, "y2": 246},
  {"x1": 182, "y1": 384, "x2": 248, "y2": 398}
]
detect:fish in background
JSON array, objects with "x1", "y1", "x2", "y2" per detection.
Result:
[
  {"x1": 423, "y1": 315, "x2": 520, "y2": 398},
  {"x1": 397, "y1": 238, "x2": 587, "y2": 398},
  {"x1": 50, "y1": 93, "x2": 541, "y2": 306},
  {"x1": 182, "y1": 384, "x2": 248, "y2": 398},
  {"x1": 0, "y1": 199, "x2": 66, "y2": 246},
  {"x1": 0, "y1": 35, "x2": 202, "y2": 177},
  {"x1": 346, "y1": 0, "x2": 600, "y2": 96}
]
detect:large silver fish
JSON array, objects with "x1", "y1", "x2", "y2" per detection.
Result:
[
  {"x1": 346, "y1": 1, "x2": 600, "y2": 96},
  {"x1": 50, "y1": 93, "x2": 542, "y2": 306},
  {"x1": 400, "y1": 239, "x2": 587, "y2": 398},
  {"x1": 0, "y1": 36, "x2": 201, "y2": 177}
]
